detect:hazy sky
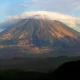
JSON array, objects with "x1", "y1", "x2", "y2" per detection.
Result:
[{"x1": 0, "y1": 0, "x2": 80, "y2": 21}]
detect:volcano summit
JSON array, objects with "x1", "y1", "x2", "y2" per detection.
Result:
[{"x1": 0, "y1": 14, "x2": 80, "y2": 58}]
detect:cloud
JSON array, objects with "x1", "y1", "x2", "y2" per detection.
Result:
[
  {"x1": 6, "y1": 11, "x2": 80, "y2": 32},
  {"x1": 19, "y1": 0, "x2": 80, "y2": 13},
  {"x1": 75, "y1": 5, "x2": 80, "y2": 11},
  {"x1": 20, "y1": 4, "x2": 28, "y2": 7},
  {"x1": 0, "y1": 21, "x2": 3, "y2": 24},
  {"x1": 0, "y1": 8, "x2": 12, "y2": 14},
  {"x1": 0, "y1": 20, "x2": 19, "y2": 32}
]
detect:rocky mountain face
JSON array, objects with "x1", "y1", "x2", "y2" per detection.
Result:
[{"x1": 0, "y1": 15, "x2": 80, "y2": 58}]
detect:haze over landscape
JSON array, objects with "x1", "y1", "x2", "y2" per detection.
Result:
[{"x1": 0, "y1": 0, "x2": 80, "y2": 80}]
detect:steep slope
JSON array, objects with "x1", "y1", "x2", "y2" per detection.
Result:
[{"x1": 0, "y1": 15, "x2": 80, "y2": 57}]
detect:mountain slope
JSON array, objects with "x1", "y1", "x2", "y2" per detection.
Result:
[{"x1": 0, "y1": 15, "x2": 80, "y2": 57}]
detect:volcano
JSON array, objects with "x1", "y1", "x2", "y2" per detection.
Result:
[{"x1": 0, "y1": 14, "x2": 80, "y2": 58}]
